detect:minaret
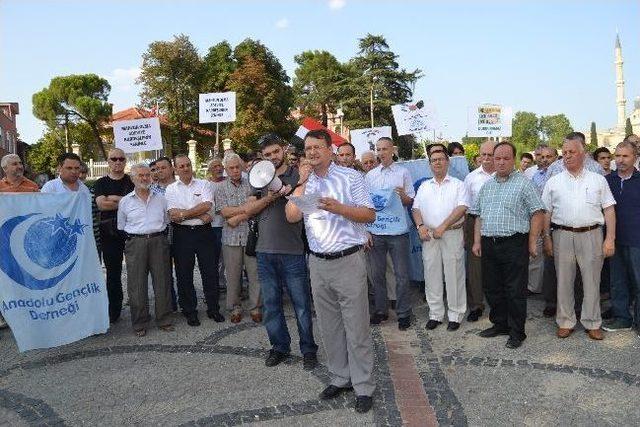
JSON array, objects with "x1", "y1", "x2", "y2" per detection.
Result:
[{"x1": 615, "y1": 33, "x2": 627, "y2": 132}]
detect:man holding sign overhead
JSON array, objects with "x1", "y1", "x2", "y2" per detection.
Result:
[{"x1": 365, "y1": 137, "x2": 415, "y2": 330}]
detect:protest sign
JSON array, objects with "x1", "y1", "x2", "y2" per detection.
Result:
[
  {"x1": 391, "y1": 101, "x2": 435, "y2": 136},
  {"x1": 113, "y1": 117, "x2": 162, "y2": 153},
  {"x1": 467, "y1": 104, "x2": 513, "y2": 137},
  {"x1": 199, "y1": 92, "x2": 236, "y2": 123},
  {"x1": 366, "y1": 188, "x2": 409, "y2": 236},
  {"x1": 0, "y1": 193, "x2": 109, "y2": 351},
  {"x1": 349, "y1": 126, "x2": 392, "y2": 157}
]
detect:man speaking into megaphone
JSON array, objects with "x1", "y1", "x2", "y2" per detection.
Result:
[{"x1": 243, "y1": 133, "x2": 320, "y2": 371}]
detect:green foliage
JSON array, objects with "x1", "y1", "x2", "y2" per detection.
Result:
[
  {"x1": 463, "y1": 143, "x2": 480, "y2": 169},
  {"x1": 227, "y1": 39, "x2": 295, "y2": 153},
  {"x1": 626, "y1": 117, "x2": 633, "y2": 137},
  {"x1": 137, "y1": 34, "x2": 203, "y2": 155},
  {"x1": 339, "y1": 34, "x2": 422, "y2": 159},
  {"x1": 461, "y1": 135, "x2": 485, "y2": 146},
  {"x1": 511, "y1": 111, "x2": 540, "y2": 154},
  {"x1": 27, "y1": 129, "x2": 65, "y2": 175},
  {"x1": 292, "y1": 50, "x2": 345, "y2": 126},
  {"x1": 32, "y1": 74, "x2": 112, "y2": 159},
  {"x1": 588, "y1": 122, "x2": 599, "y2": 152},
  {"x1": 539, "y1": 114, "x2": 573, "y2": 148}
]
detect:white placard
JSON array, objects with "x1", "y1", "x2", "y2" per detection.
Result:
[
  {"x1": 391, "y1": 102, "x2": 435, "y2": 136},
  {"x1": 113, "y1": 117, "x2": 162, "y2": 153},
  {"x1": 349, "y1": 126, "x2": 392, "y2": 158},
  {"x1": 199, "y1": 91, "x2": 236, "y2": 123},
  {"x1": 467, "y1": 104, "x2": 513, "y2": 137}
]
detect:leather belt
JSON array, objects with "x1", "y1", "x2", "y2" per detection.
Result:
[
  {"x1": 127, "y1": 230, "x2": 166, "y2": 239},
  {"x1": 551, "y1": 223, "x2": 600, "y2": 233},
  {"x1": 172, "y1": 223, "x2": 211, "y2": 230},
  {"x1": 310, "y1": 245, "x2": 362, "y2": 260}
]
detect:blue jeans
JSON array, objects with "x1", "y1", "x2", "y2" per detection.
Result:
[
  {"x1": 609, "y1": 244, "x2": 640, "y2": 326},
  {"x1": 257, "y1": 253, "x2": 318, "y2": 355}
]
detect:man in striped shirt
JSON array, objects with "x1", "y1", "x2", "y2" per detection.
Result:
[{"x1": 286, "y1": 129, "x2": 376, "y2": 414}]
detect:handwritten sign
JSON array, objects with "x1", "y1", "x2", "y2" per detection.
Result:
[
  {"x1": 199, "y1": 92, "x2": 236, "y2": 123},
  {"x1": 113, "y1": 117, "x2": 162, "y2": 153},
  {"x1": 350, "y1": 126, "x2": 392, "y2": 157},
  {"x1": 467, "y1": 104, "x2": 512, "y2": 137},
  {"x1": 391, "y1": 102, "x2": 435, "y2": 136}
]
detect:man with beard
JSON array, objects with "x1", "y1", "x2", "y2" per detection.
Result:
[
  {"x1": 242, "y1": 133, "x2": 319, "y2": 369},
  {"x1": 117, "y1": 163, "x2": 174, "y2": 337}
]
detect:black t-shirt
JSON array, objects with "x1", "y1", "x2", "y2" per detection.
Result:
[{"x1": 94, "y1": 174, "x2": 135, "y2": 220}]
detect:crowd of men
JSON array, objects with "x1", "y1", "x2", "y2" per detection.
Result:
[{"x1": 2, "y1": 129, "x2": 640, "y2": 413}]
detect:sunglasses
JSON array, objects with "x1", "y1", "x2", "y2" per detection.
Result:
[{"x1": 109, "y1": 157, "x2": 126, "y2": 162}]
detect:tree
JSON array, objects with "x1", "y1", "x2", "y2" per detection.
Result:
[
  {"x1": 32, "y1": 74, "x2": 112, "y2": 159},
  {"x1": 137, "y1": 34, "x2": 203, "y2": 155},
  {"x1": 626, "y1": 117, "x2": 634, "y2": 137},
  {"x1": 588, "y1": 121, "x2": 599, "y2": 151},
  {"x1": 292, "y1": 50, "x2": 345, "y2": 126},
  {"x1": 340, "y1": 34, "x2": 422, "y2": 158},
  {"x1": 226, "y1": 39, "x2": 295, "y2": 153},
  {"x1": 511, "y1": 111, "x2": 540, "y2": 154},
  {"x1": 539, "y1": 114, "x2": 573, "y2": 148}
]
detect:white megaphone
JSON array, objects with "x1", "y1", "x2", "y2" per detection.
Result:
[{"x1": 248, "y1": 160, "x2": 283, "y2": 192}]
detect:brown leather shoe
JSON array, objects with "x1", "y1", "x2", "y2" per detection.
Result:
[
  {"x1": 250, "y1": 311, "x2": 262, "y2": 323},
  {"x1": 556, "y1": 328, "x2": 574, "y2": 338},
  {"x1": 230, "y1": 311, "x2": 242, "y2": 324},
  {"x1": 586, "y1": 328, "x2": 604, "y2": 340}
]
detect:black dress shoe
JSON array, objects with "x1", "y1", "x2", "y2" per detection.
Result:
[
  {"x1": 187, "y1": 316, "x2": 201, "y2": 327},
  {"x1": 265, "y1": 349, "x2": 289, "y2": 367},
  {"x1": 398, "y1": 316, "x2": 411, "y2": 330},
  {"x1": 207, "y1": 311, "x2": 225, "y2": 322},
  {"x1": 505, "y1": 337, "x2": 523, "y2": 349},
  {"x1": 319, "y1": 384, "x2": 353, "y2": 400},
  {"x1": 425, "y1": 319, "x2": 442, "y2": 330},
  {"x1": 478, "y1": 326, "x2": 509, "y2": 338},
  {"x1": 355, "y1": 395, "x2": 373, "y2": 413},
  {"x1": 447, "y1": 321, "x2": 460, "y2": 331},
  {"x1": 466, "y1": 308, "x2": 483, "y2": 322},
  {"x1": 369, "y1": 313, "x2": 388, "y2": 325},
  {"x1": 543, "y1": 306, "x2": 556, "y2": 318},
  {"x1": 303, "y1": 353, "x2": 318, "y2": 371}
]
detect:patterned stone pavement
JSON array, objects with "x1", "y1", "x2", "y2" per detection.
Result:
[{"x1": 1, "y1": 283, "x2": 640, "y2": 426}]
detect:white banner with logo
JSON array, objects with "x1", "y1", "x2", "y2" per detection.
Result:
[
  {"x1": 113, "y1": 117, "x2": 162, "y2": 153},
  {"x1": 349, "y1": 126, "x2": 392, "y2": 158},
  {"x1": 199, "y1": 91, "x2": 236, "y2": 123},
  {"x1": 391, "y1": 102, "x2": 436, "y2": 136},
  {"x1": 467, "y1": 104, "x2": 513, "y2": 137},
  {"x1": 0, "y1": 193, "x2": 108, "y2": 352}
]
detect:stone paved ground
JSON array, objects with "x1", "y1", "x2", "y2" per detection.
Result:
[{"x1": 1, "y1": 275, "x2": 640, "y2": 426}]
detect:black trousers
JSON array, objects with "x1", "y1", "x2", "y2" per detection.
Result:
[
  {"x1": 481, "y1": 233, "x2": 529, "y2": 341},
  {"x1": 100, "y1": 226, "x2": 126, "y2": 323},
  {"x1": 172, "y1": 224, "x2": 220, "y2": 317}
]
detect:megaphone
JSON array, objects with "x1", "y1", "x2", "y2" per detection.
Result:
[{"x1": 248, "y1": 160, "x2": 283, "y2": 192}]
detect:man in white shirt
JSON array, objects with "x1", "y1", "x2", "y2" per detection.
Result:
[
  {"x1": 117, "y1": 163, "x2": 174, "y2": 337},
  {"x1": 365, "y1": 137, "x2": 415, "y2": 330},
  {"x1": 412, "y1": 149, "x2": 469, "y2": 331},
  {"x1": 463, "y1": 140, "x2": 495, "y2": 321},
  {"x1": 165, "y1": 154, "x2": 223, "y2": 327},
  {"x1": 542, "y1": 132, "x2": 616, "y2": 341},
  {"x1": 41, "y1": 153, "x2": 91, "y2": 195}
]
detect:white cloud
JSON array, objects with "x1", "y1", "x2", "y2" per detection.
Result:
[
  {"x1": 275, "y1": 18, "x2": 289, "y2": 29},
  {"x1": 328, "y1": 0, "x2": 346, "y2": 10},
  {"x1": 108, "y1": 67, "x2": 141, "y2": 92}
]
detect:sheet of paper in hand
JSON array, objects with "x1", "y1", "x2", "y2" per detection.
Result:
[
  {"x1": 287, "y1": 193, "x2": 323, "y2": 216},
  {"x1": 366, "y1": 188, "x2": 409, "y2": 235}
]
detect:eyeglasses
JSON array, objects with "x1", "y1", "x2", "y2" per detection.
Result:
[{"x1": 109, "y1": 157, "x2": 126, "y2": 162}]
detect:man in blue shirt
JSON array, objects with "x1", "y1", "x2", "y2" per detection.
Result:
[{"x1": 604, "y1": 141, "x2": 640, "y2": 333}]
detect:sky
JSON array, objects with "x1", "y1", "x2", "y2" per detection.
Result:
[{"x1": 1, "y1": 0, "x2": 639, "y2": 148}]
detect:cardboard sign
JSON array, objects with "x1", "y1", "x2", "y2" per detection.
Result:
[
  {"x1": 113, "y1": 117, "x2": 162, "y2": 153},
  {"x1": 467, "y1": 104, "x2": 513, "y2": 137},
  {"x1": 199, "y1": 92, "x2": 236, "y2": 123},
  {"x1": 349, "y1": 126, "x2": 392, "y2": 157},
  {"x1": 391, "y1": 102, "x2": 435, "y2": 136}
]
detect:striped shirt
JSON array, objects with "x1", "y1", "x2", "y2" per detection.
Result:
[
  {"x1": 214, "y1": 177, "x2": 252, "y2": 246},
  {"x1": 304, "y1": 162, "x2": 373, "y2": 253},
  {"x1": 470, "y1": 170, "x2": 544, "y2": 237},
  {"x1": 547, "y1": 156, "x2": 604, "y2": 178}
]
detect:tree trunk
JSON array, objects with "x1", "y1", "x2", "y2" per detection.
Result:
[
  {"x1": 92, "y1": 126, "x2": 108, "y2": 160},
  {"x1": 321, "y1": 103, "x2": 328, "y2": 128}
]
